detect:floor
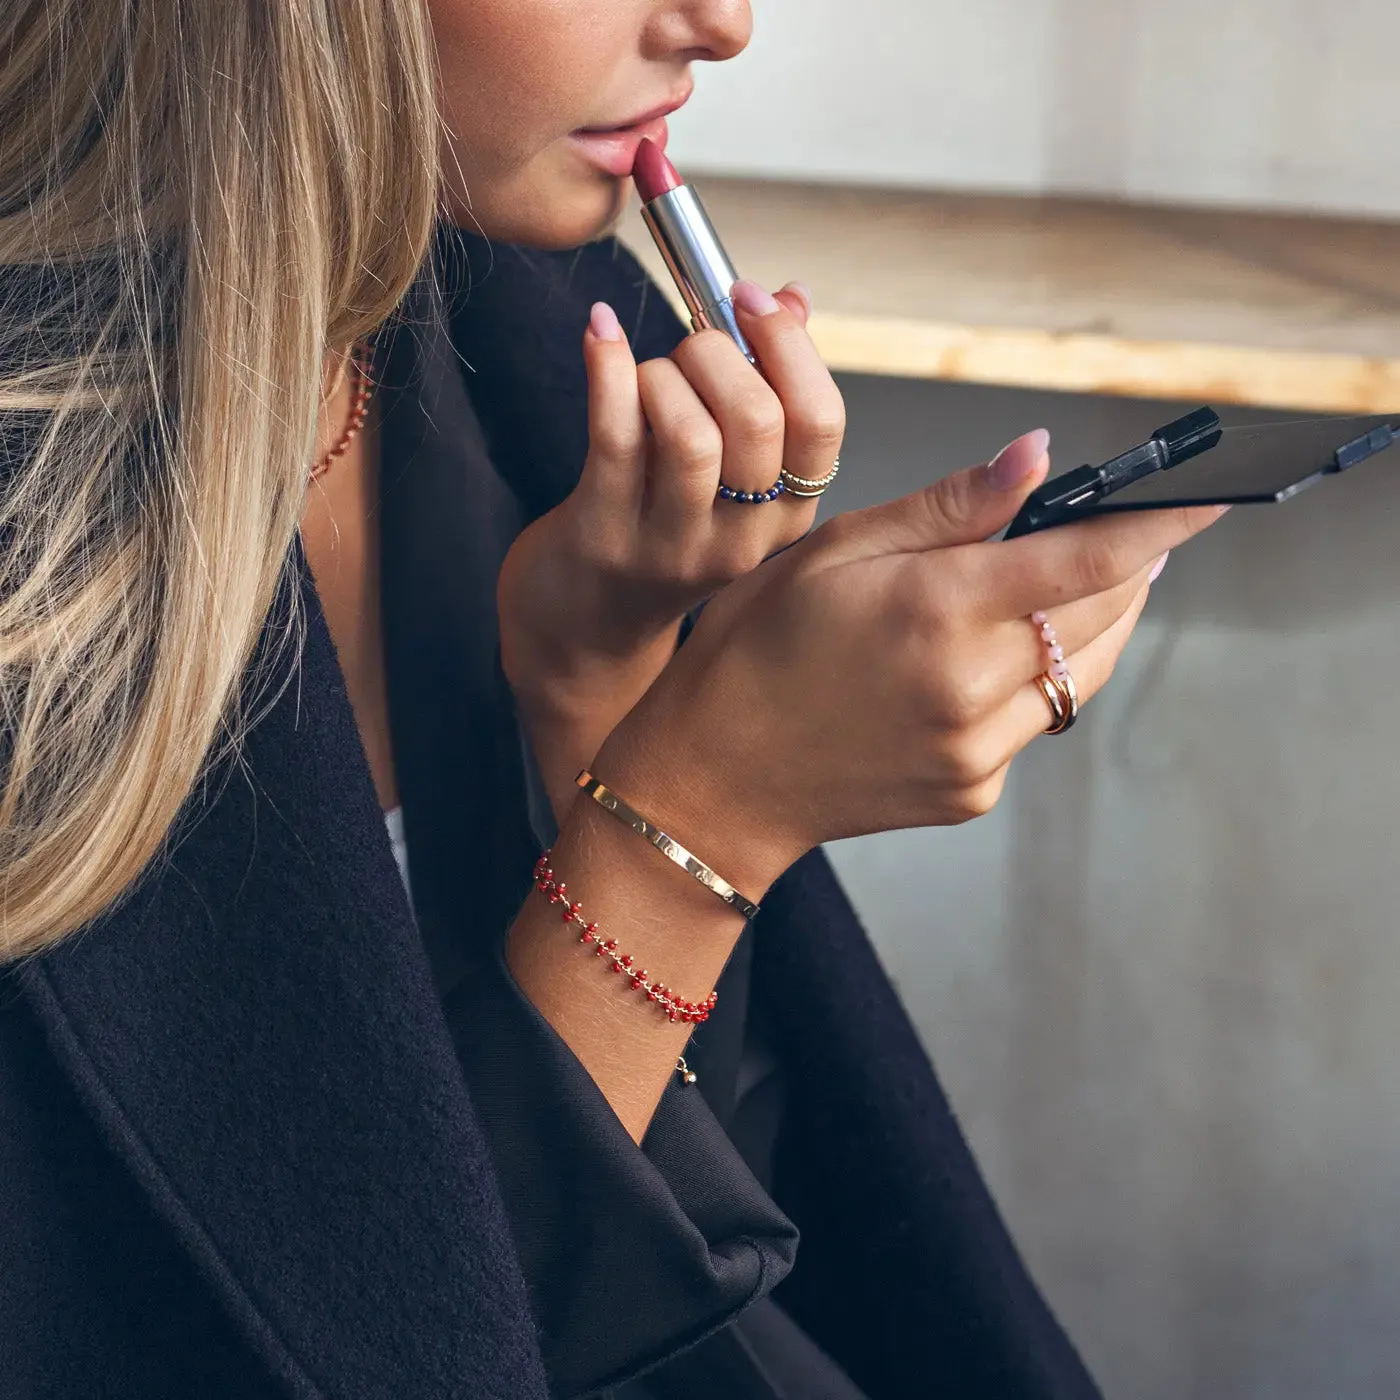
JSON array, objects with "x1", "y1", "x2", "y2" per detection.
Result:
[{"x1": 823, "y1": 373, "x2": 1400, "y2": 1400}]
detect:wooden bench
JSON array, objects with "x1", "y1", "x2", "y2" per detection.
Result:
[{"x1": 620, "y1": 178, "x2": 1400, "y2": 414}]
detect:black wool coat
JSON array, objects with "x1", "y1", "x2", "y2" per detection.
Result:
[{"x1": 0, "y1": 234, "x2": 1102, "y2": 1400}]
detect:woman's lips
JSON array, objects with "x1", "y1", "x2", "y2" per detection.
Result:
[{"x1": 568, "y1": 115, "x2": 670, "y2": 179}]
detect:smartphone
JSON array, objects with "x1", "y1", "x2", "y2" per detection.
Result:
[{"x1": 1004, "y1": 409, "x2": 1400, "y2": 539}]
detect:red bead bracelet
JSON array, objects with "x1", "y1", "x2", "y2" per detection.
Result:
[{"x1": 533, "y1": 852, "x2": 718, "y2": 1026}]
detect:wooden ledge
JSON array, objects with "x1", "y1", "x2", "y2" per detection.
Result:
[{"x1": 619, "y1": 178, "x2": 1400, "y2": 413}]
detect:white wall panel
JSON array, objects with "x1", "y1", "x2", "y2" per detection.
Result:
[{"x1": 669, "y1": 0, "x2": 1400, "y2": 217}]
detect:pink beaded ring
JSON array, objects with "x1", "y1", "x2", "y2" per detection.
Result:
[{"x1": 1031, "y1": 611, "x2": 1080, "y2": 735}]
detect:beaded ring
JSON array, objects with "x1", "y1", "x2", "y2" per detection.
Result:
[
  {"x1": 780, "y1": 455, "x2": 841, "y2": 498},
  {"x1": 717, "y1": 479, "x2": 785, "y2": 504},
  {"x1": 1031, "y1": 610, "x2": 1079, "y2": 735}
]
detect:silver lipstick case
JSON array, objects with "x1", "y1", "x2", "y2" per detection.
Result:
[{"x1": 640, "y1": 185, "x2": 755, "y2": 364}]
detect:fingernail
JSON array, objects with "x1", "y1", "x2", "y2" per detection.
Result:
[
  {"x1": 1149, "y1": 551, "x2": 1170, "y2": 583},
  {"x1": 589, "y1": 301, "x2": 623, "y2": 342},
  {"x1": 986, "y1": 429, "x2": 1051, "y2": 491},
  {"x1": 782, "y1": 281, "x2": 814, "y2": 318},
  {"x1": 732, "y1": 279, "x2": 781, "y2": 317}
]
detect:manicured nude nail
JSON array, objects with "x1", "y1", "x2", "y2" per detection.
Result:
[
  {"x1": 782, "y1": 281, "x2": 814, "y2": 318},
  {"x1": 731, "y1": 279, "x2": 781, "y2": 317},
  {"x1": 1149, "y1": 551, "x2": 1170, "y2": 583},
  {"x1": 986, "y1": 429, "x2": 1051, "y2": 490},
  {"x1": 590, "y1": 301, "x2": 623, "y2": 342}
]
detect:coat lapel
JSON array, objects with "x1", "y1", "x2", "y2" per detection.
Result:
[
  {"x1": 376, "y1": 231, "x2": 690, "y2": 997},
  {"x1": 375, "y1": 272, "x2": 540, "y2": 998},
  {"x1": 16, "y1": 551, "x2": 549, "y2": 1399}
]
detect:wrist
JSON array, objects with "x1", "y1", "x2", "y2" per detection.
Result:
[
  {"x1": 589, "y1": 705, "x2": 807, "y2": 906},
  {"x1": 505, "y1": 620, "x2": 681, "y2": 728}
]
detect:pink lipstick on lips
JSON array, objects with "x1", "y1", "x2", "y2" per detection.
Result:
[{"x1": 633, "y1": 138, "x2": 755, "y2": 365}]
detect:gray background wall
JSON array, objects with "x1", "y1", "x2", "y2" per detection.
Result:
[
  {"x1": 665, "y1": 7, "x2": 1400, "y2": 1389},
  {"x1": 823, "y1": 378, "x2": 1400, "y2": 1400},
  {"x1": 669, "y1": 0, "x2": 1400, "y2": 217}
]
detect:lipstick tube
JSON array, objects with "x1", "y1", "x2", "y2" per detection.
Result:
[{"x1": 639, "y1": 186, "x2": 755, "y2": 365}]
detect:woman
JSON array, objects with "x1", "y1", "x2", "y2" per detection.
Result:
[{"x1": 0, "y1": 2, "x2": 1221, "y2": 1397}]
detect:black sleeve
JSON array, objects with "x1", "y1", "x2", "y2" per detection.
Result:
[
  {"x1": 421, "y1": 727, "x2": 795, "y2": 1399},
  {"x1": 431, "y1": 231, "x2": 798, "y2": 1394},
  {"x1": 441, "y1": 944, "x2": 799, "y2": 1399}
]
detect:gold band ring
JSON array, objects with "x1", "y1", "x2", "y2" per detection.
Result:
[
  {"x1": 780, "y1": 455, "x2": 841, "y2": 498},
  {"x1": 1036, "y1": 674, "x2": 1070, "y2": 734},
  {"x1": 1040, "y1": 668, "x2": 1080, "y2": 735}
]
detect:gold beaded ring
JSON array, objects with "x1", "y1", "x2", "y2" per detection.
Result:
[{"x1": 779, "y1": 455, "x2": 841, "y2": 499}]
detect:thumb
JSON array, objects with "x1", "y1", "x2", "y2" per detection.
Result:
[{"x1": 834, "y1": 429, "x2": 1051, "y2": 559}]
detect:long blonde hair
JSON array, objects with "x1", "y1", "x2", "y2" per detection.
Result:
[{"x1": 0, "y1": 1, "x2": 440, "y2": 959}]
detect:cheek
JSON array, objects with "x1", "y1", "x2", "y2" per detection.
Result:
[
  {"x1": 431, "y1": 2, "x2": 598, "y2": 176},
  {"x1": 427, "y1": 0, "x2": 639, "y2": 245}
]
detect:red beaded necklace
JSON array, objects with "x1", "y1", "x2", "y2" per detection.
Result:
[{"x1": 310, "y1": 343, "x2": 375, "y2": 481}]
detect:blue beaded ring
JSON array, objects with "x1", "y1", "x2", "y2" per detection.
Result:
[{"x1": 717, "y1": 480, "x2": 785, "y2": 504}]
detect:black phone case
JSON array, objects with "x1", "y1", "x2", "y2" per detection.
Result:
[{"x1": 1005, "y1": 412, "x2": 1399, "y2": 538}]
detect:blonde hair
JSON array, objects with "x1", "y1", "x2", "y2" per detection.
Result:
[{"x1": 0, "y1": 1, "x2": 440, "y2": 959}]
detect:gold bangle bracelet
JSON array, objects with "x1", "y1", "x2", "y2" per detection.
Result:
[{"x1": 575, "y1": 771, "x2": 762, "y2": 922}]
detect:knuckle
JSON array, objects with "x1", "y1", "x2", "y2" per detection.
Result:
[
  {"x1": 766, "y1": 321, "x2": 814, "y2": 361},
  {"x1": 768, "y1": 514, "x2": 812, "y2": 553},
  {"x1": 1175, "y1": 504, "x2": 1220, "y2": 541},
  {"x1": 730, "y1": 389, "x2": 785, "y2": 448},
  {"x1": 668, "y1": 548, "x2": 711, "y2": 591},
  {"x1": 635, "y1": 356, "x2": 673, "y2": 389},
  {"x1": 665, "y1": 335, "x2": 703, "y2": 377},
  {"x1": 714, "y1": 538, "x2": 769, "y2": 581},
  {"x1": 589, "y1": 421, "x2": 637, "y2": 460},
  {"x1": 1073, "y1": 536, "x2": 1131, "y2": 597},
  {"x1": 579, "y1": 532, "x2": 630, "y2": 578},
  {"x1": 676, "y1": 328, "x2": 734, "y2": 363},
  {"x1": 922, "y1": 470, "x2": 977, "y2": 536},
  {"x1": 890, "y1": 572, "x2": 938, "y2": 644},
  {"x1": 951, "y1": 774, "x2": 1004, "y2": 824},
  {"x1": 668, "y1": 414, "x2": 723, "y2": 471},
  {"x1": 794, "y1": 396, "x2": 847, "y2": 450},
  {"x1": 931, "y1": 669, "x2": 994, "y2": 732},
  {"x1": 810, "y1": 512, "x2": 853, "y2": 552},
  {"x1": 907, "y1": 569, "x2": 959, "y2": 645}
]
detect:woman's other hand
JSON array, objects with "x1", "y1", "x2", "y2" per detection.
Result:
[
  {"x1": 594, "y1": 432, "x2": 1226, "y2": 897},
  {"x1": 497, "y1": 280, "x2": 843, "y2": 821}
]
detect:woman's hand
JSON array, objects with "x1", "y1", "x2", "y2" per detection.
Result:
[
  {"x1": 593, "y1": 431, "x2": 1227, "y2": 897},
  {"x1": 497, "y1": 280, "x2": 845, "y2": 821},
  {"x1": 508, "y1": 431, "x2": 1224, "y2": 1140}
]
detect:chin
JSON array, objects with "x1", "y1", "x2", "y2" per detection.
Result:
[{"x1": 443, "y1": 167, "x2": 629, "y2": 251}]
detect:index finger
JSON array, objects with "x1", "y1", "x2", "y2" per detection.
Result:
[{"x1": 976, "y1": 503, "x2": 1228, "y2": 619}]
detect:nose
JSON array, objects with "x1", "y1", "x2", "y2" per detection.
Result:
[{"x1": 649, "y1": 0, "x2": 753, "y2": 63}]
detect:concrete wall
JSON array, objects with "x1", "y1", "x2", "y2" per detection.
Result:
[
  {"x1": 823, "y1": 377, "x2": 1400, "y2": 1400},
  {"x1": 670, "y1": 0, "x2": 1400, "y2": 218},
  {"x1": 669, "y1": 11, "x2": 1400, "y2": 1388}
]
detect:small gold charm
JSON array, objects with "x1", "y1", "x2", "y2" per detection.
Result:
[{"x1": 675, "y1": 1056, "x2": 698, "y2": 1086}]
